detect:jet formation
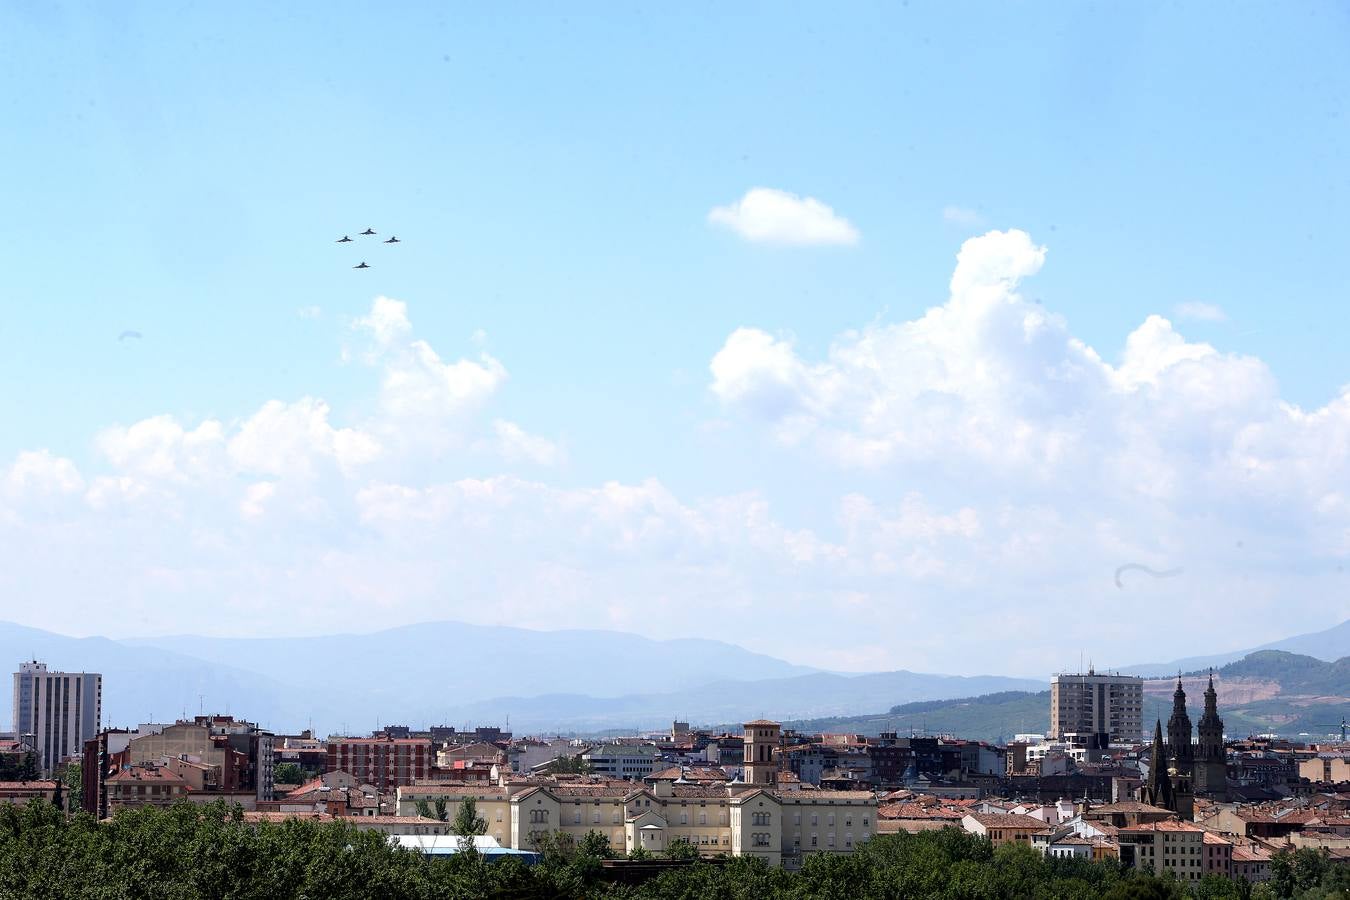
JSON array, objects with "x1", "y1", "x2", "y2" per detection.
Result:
[{"x1": 336, "y1": 227, "x2": 398, "y2": 269}]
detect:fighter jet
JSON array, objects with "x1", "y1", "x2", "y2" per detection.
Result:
[
  {"x1": 360, "y1": 228, "x2": 376, "y2": 236},
  {"x1": 353, "y1": 262, "x2": 370, "y2": 269},
  {"x1": 336, "y1": 235, "x2": 353, "y2": 243},
  {"x1": 384, "y1": 236, "x2": 400, "y2": 244}
]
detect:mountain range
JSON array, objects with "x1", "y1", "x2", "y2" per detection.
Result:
[
  {"x1": 1116, "y1": 618, "x2": 1350, "y2": 676},
  {"x1": 1, "y1": 620, "x2": 1039, "y2": 735},
  {"x1": 2, "y1": 617, "x2": 1346, "y2": 738}
]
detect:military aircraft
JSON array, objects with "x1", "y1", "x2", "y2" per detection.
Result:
[
  {"x1": 336, "y1": 235, "x2": 353, "y2": 243},
  {"x1": 353, "y1": 262, "x2": 370, "y2": 269},
  {"x1": 360, "y1": 228, "x2": 376, "y2": 236},
  {"x1": 384, "y1": 236, "x2": 400, "y2": 244}
]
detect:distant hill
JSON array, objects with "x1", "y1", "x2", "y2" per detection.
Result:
[
  {"x1": 764, "y1": 649, "x2": 1350, "y2": 744},
  {"x1": 764, "y1": 691, "x2": 1050, "y2": 743},
  {"x1": 1, "y1": 620, "x2": 1039, "y2": 736},
  {"x1": 0, "y1": 621, "x2": 316, "y2": 732},
  {"x1": 7, "y1": 618, "x2": 1345, "y2": 739},
  {"x1": 1137, "y1": 650, "x2": 1350, "y2": 740},
  {"x1": 442, "y1": 671, "x2": 1047, "y2": 734},
  {"x1": 1120, "y1": 618, "x2": 1350, "y2": 676}
]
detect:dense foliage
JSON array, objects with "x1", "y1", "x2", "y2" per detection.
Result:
[
  {"x1": 0, "y1": 752, "x2": 39, "y2": 782},
  {"x1": 0, "y1": 800, "x2": 1345, "y2": 899}
]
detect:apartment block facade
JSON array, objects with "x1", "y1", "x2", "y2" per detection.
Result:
[
  {"x1": 328, "y1": 736, "x2": 433, "y2": 791},
  {"x1": 12, "y1": 660, "x2": 101, "y2": 774},
  {"x1": 1049, "y1": 670, "x2": 1143, "y2": 743}
]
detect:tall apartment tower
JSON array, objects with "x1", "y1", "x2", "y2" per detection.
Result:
[
  {"x1": 1049, "y1": 669, "x2": 1144, "y2": 743},
  {"x1": 742, "y1": 719, "x2": 780, "y2": 786},
  {"x1": 12, "y1": 660, "x2": 102, "y2": 774}
]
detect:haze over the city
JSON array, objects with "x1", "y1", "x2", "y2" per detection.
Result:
[{"x1": 4, "y1": 3, "x2": 1350, "y2": 678}]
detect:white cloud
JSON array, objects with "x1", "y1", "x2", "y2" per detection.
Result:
[
  {"x1": 227, "y1": 398, "x2": 382, "y2": 478},
  {"x1": 493, "y1": 420, "x2": 562, "y2": 467},
  {"x1": 942, "y1": 205, "x2": 985, "y2": 227},
  {"x1": 1174, "y1": 301, "x2": 1229, "y2": 323},
  {"x1": 708, "y1": 188, "x2": 860, "y2": 246},
  {"x1": 97, "y1": 416, "x2": 226, "y2": 482},
  {"x1": 3, "y1": 450, "x2": 84, "y2": 498},
  {"x1": 239, "y1": 481, "x2": 276, "y2": 520},
  {"x1": 2, "y1": 247, "x2": 1348, "y2": 676},
  {"x1": 297, "y1": 305, "x2": 322, "y2": 319},
  {"x1": 352, "y1": 297, "x2": 506, "y2": 422}
]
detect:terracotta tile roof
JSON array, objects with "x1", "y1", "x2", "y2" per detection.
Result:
[
  {"x1": 107, "y1": 768, "x2": 186, "y2": 784},
  {"x1": 965, "y1": 813, "x2": 1047, "y2": 829},
  {"x1": 1119, "y1": 821, "x2": 1205, "y2": 833},
  {"x1": 1202, "y1": 831, "x2": 1232, "y2": 845},
  {"x1": 542, "y1": 785, "x2": 634, "y2": 799},
  {"x1": 243, "y1": 812, "x2": 330, "y2": 823},
  {"x1": 0, "y1": 781, "x2": 57, "y2": 790},
  {"x1": 670, "y1": 786, "x2": 734, "y2": 799},
  {"x1": 879, "y1": 803, "x2": 963, "y2": 820},
  {"x1": 647, "y1": 766, "x2": 728, "y2": 782},
  {"x1": 775, "y1": 790, "x2": 874, "y2": 801},
  {"x1": 398, "y1": 785, "x2": 510, "y2": 799},
  {"x1": 1232, "y1": 846, "x2": 1273, "y2": 862},
  {"x1": 1088, "y1": 801, "x2": 1172, "y2": 814},
  {"x1": 243, "y1": 812, "x2": 445, "y2": 825}
]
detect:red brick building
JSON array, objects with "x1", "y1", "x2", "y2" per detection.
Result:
[{"x1": 326, "y1": 737, "x2": 432, "y2": 791}]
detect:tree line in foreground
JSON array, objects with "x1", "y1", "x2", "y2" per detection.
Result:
[{"x1": 0, "y1": 799, "x2": 1346, "y2": 899}]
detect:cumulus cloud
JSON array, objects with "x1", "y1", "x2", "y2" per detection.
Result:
[
  {"x1": 708, "y1": 188, "x2": 860, "y2": 246},
  {"x1": 1174, "y1": 301, "x2": 1229, "y2": 323},
  {"x1": 706, "y1": 227, "x2": 1350, "y2": 660},
  {"x1": 1, "y1": 249, "x2": 1346, "y2": 676},
  {"x1": 3, "y1": 450, "x2": 84, "y2": 498},
  {"x1": 493, "y1": 420, "x2": 562, "y2": 467},
  {"x1": 352, "y1": 296, "x2": 507, "y2": 422}
]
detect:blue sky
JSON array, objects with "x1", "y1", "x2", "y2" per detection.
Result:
[{"x1": 2, "y1": 3, "x2": 1349, "y2": 675}]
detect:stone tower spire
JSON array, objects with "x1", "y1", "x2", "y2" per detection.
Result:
[
  {"x1": 1141, "y1": 719, "x2": 1175, "y2": 812},
  {"x1": 1195, "y1": 670, "x2": 1227, "y2": 799},
  {"x1": 1164, "y1": 675, "x2": 1196, "y2": 818},
  {"x1": 1166, "y1": 674, "x2": 1195, "y2": 767}
]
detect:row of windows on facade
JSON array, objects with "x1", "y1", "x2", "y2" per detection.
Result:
[{"x1": 525, "y1": 809, "x2": 869, "y2": 832}]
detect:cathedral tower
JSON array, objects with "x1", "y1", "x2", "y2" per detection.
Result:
[
  {"x1": 1194, "y1": 671, "x2": 1227, "y2": 799},
  {"x1": 1166, "y1": 677, "x2": 1195, "y2": 819},
  {"x1": 1140, "y1": 719, "x2": 1174, "y2": 812}
]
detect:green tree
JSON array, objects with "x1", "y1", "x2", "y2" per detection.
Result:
[
  {"x1": 665, "y1": 837, "x2": 699, "y2": 861},
  {"x1": 57, "y1": 762, "x2": 82, "y2": 813},
  {"x1": 451, "y1": 795, "x2": 487, "y2": 853},
  {"x1": 577, "y1": 829, "x2": 613, "y2": 860},
  {"x1": 273, "y1": 762, "x2": 306, "y2": 785},
  {"x1": 543, "y1": 754, "x2": 592, "y2": 775}
]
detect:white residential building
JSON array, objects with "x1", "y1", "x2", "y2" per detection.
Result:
[{"x1": 12, "y1": 660, "x2": 101, "y2": 774}]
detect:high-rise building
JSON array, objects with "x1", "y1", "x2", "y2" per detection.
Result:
[
  {"x1": 12, "y1": 660, "x2": 102, "y2": 774},
  {"x1": 1049, "y1": 669, "x2": 1143, "y2": 743}
]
